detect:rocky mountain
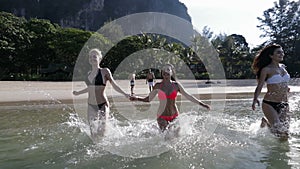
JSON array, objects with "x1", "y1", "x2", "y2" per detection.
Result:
[{"x1": 0, "y1": 0, "x2": 191, "y2": 31}]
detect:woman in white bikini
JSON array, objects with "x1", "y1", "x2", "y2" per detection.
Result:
[
  {"x1": 252, "y1": 44, "x2": 290, "y2": 139},
  {"x1": 73, "y1": 48, "x2": 130, "y2": 138}
]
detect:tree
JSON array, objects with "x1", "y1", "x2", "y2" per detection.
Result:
[
  {"x1": 257, "y1": 0, "x2": 300, "y2": 76},
  {"x1": 24, "y1": 18, "x2": 58, "y2": 76},
  {"x1": 212, "y1": 34, "x2": 253, "y2": 78},
  {"x1": 0, "y1": 12, "x2": 30, "y2": 79}
]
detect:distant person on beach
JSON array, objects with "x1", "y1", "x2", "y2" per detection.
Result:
[
  {"x1": 128, "y1": 71, "x2": 136, "y2": 95},
  {"x1": 146, "y1": 69, "x2": 155, "y2": 92},
  {"x1": 73, "y1": 48, "x2": 130, "y2": 139},
  {"x1": 251, "y1": 44, "x2": 290, "y2": 139},
  {"x1": 130, "y1": 64, "x2": 210, "y2": 132}
]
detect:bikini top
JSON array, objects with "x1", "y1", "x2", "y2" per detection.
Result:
[
  {"x1": 158, "y1": 83, "x2": 178, "y2": 100},
  {"x1": 85, "y1": 69, "x2": 106, "y2": 86},
  {"x1": 266, "y1": 73, "x2": 290, "y2": 84}
]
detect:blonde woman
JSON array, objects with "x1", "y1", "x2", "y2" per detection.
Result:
[{"x1": 73, "y1": 48, "x2": 130, "y2": 138}]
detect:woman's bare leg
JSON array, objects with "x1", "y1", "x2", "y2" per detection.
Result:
[
  {"x1": 260, "y1": 117, "x2": 271, "y2": 128},
  {"x1": 88, "y1": 104, "x2": 108, "y2": 139},
  {"x1": 262, "y1": 102, "x2": 288, "y2": 138},
  {"x1": 262, "y1": 103, "x2": 280, "y2": 126},
  {"x1": 157, "y1": 118, "x2": 168, "y2": 132}
]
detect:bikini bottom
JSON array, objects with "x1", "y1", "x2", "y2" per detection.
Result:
[
  {"x1": 262, "y1": 100, "x2": 289, "y2": 114},
  {"x1": 157, "y1": 113, "x2": 179, "y2": 131},
  {"x1": 87, "y1": 102, "x2": 108, "y2": 138},
  {"x1": 157, "y1": 113, "x2": 179, "y2": 122},
  {"x1": 88, "y1": 102, "x2": 107, "y2": 120},
  {"x1": 262, "y1": 100, "x2": 290, "y2": 136}
]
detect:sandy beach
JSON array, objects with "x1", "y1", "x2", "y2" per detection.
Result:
[{"x1": 0, "y1": 79, "x2": 299, "y2": 105}]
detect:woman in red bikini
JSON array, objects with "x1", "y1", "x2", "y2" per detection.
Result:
[
  {"x1": 130, "y1": 64, "x2": 210, "y2": 131},
  {"x1": 73, "y1": 48, "x2": 130, "y2": 138},
  {"x1": 252, "y1": 44, "x2": 291, "y2": 139}
]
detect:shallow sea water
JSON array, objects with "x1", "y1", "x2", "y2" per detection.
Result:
[{"x1": 1, "y1": 93, "x2": 300, "y2": 169}]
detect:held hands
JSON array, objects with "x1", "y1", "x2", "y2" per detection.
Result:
[
  {"x1": 202, "y1": 103, "x2": 211, "y2": 110},
  {"x1": 129, "y1": 95, "x2": 145, "y2": 102},
  {"x1": 73, "y1": 91, "x2": 79, "y2": 96},
  {"x1": 252, "y1": 99, "x2": 260, "y2": 110},
  {"x1": 124, "y1": 93, "x2": 131, "y2": 98},
  {"x1": 129, "y1": 95, "x2": 138, "y2": 101},
  {"x1": 199, "y1": 102, "x2": 210, "y2": 110}
]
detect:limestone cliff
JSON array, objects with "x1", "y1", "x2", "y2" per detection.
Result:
[{"x1": 0, "y1": 0, "x2": 191, "y2": 31}]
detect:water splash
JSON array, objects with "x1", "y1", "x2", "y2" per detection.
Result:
[{"x1": 65, "y1": 109, "x2": 223, "y2": 159}]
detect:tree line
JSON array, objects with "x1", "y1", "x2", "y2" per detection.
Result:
[{"x1": 0, "y1": 0, "x2": 299, "y2": 81}]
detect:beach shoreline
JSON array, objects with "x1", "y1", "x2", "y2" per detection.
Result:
[{"x1": 0, "y1": 79, "x2": 299, "y2": 105}]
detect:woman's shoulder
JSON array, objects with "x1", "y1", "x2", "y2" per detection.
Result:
[
  {"x1": 153, "y1": 82, "x2": 162, "y2": 89},
  {"x1": 100, "y1": 67, "x2": 111, "y2": 73},
  {"x1": 100, "y1": 67, "x2": 109, "y2": 70},
  {"x1": 172, "y1": 81, "x2": 180, "y2": 86},
  {"x1": 100, "y1": 68, "x2": 112, "y2": 80},
  {"x1": 264, "y1": 64, "x2": 287, "y2": 72},
  {"x1": 261, "y1": 66, "x2": 273, "y2": 73},
  {"x1": 279, "y1": 63, "x2": 287, "y2": 68}
]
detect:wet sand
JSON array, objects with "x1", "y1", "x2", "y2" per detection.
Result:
[{"x1": 0, "y1": 79, "x2": 299, "y2": 105}]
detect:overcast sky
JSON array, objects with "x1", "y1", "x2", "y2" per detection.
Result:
[{"x1": 179, "y1": 0, "x2": 276, "y2": 48}]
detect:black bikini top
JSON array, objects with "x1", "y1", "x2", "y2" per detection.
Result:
[{"x1": 85, "y1": 69, "x2": 106, "y2": 86}]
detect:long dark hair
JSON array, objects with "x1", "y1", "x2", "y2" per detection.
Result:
[{"x1": 252, "y1": 44, "x2": 282, "y2": 79}]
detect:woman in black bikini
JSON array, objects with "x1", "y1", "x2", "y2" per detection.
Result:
[
  {"x1": 130, "y1": 64, "x2": 210, "y2": 131},
  {"x1": 252, "y1": 44, "x2": 290, "y2": 139},
  {"x1": 73, "y1": 48, "x2": 130, "y2": 138}
]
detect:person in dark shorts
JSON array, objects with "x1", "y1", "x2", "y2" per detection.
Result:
[
  {"x1": 146, "y1": 69, "x2": 155, "y2": 92},
  {"x1": 128, "y1": 71, "x2": 136, "y2": 95}
]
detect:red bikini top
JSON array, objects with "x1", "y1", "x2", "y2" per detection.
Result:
[{"x1": 158, "y1": 83, "x2": 178, "y2": 100}]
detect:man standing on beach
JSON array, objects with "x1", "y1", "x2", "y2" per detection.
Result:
[{"x1": 146, "y1": 69, "x2": 155, "y2": 92}]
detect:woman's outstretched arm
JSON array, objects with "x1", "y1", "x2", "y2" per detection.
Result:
[
  {"x1": 130, "y1": 84, "x2": 159, "y2": 102},
  {"x1": 73, "y1": 88, "x2": 88, "y2": 95},
  {"x1": 105, "y1": 68, "x2": 130, "y2": 98},
  {"x1": 177, "y1": 82, "x2": 210, "y2": 110}
]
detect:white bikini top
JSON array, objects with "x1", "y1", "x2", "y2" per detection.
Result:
[{"x1": 266, "y1": 68, "x2": 290, "y2": 84}]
